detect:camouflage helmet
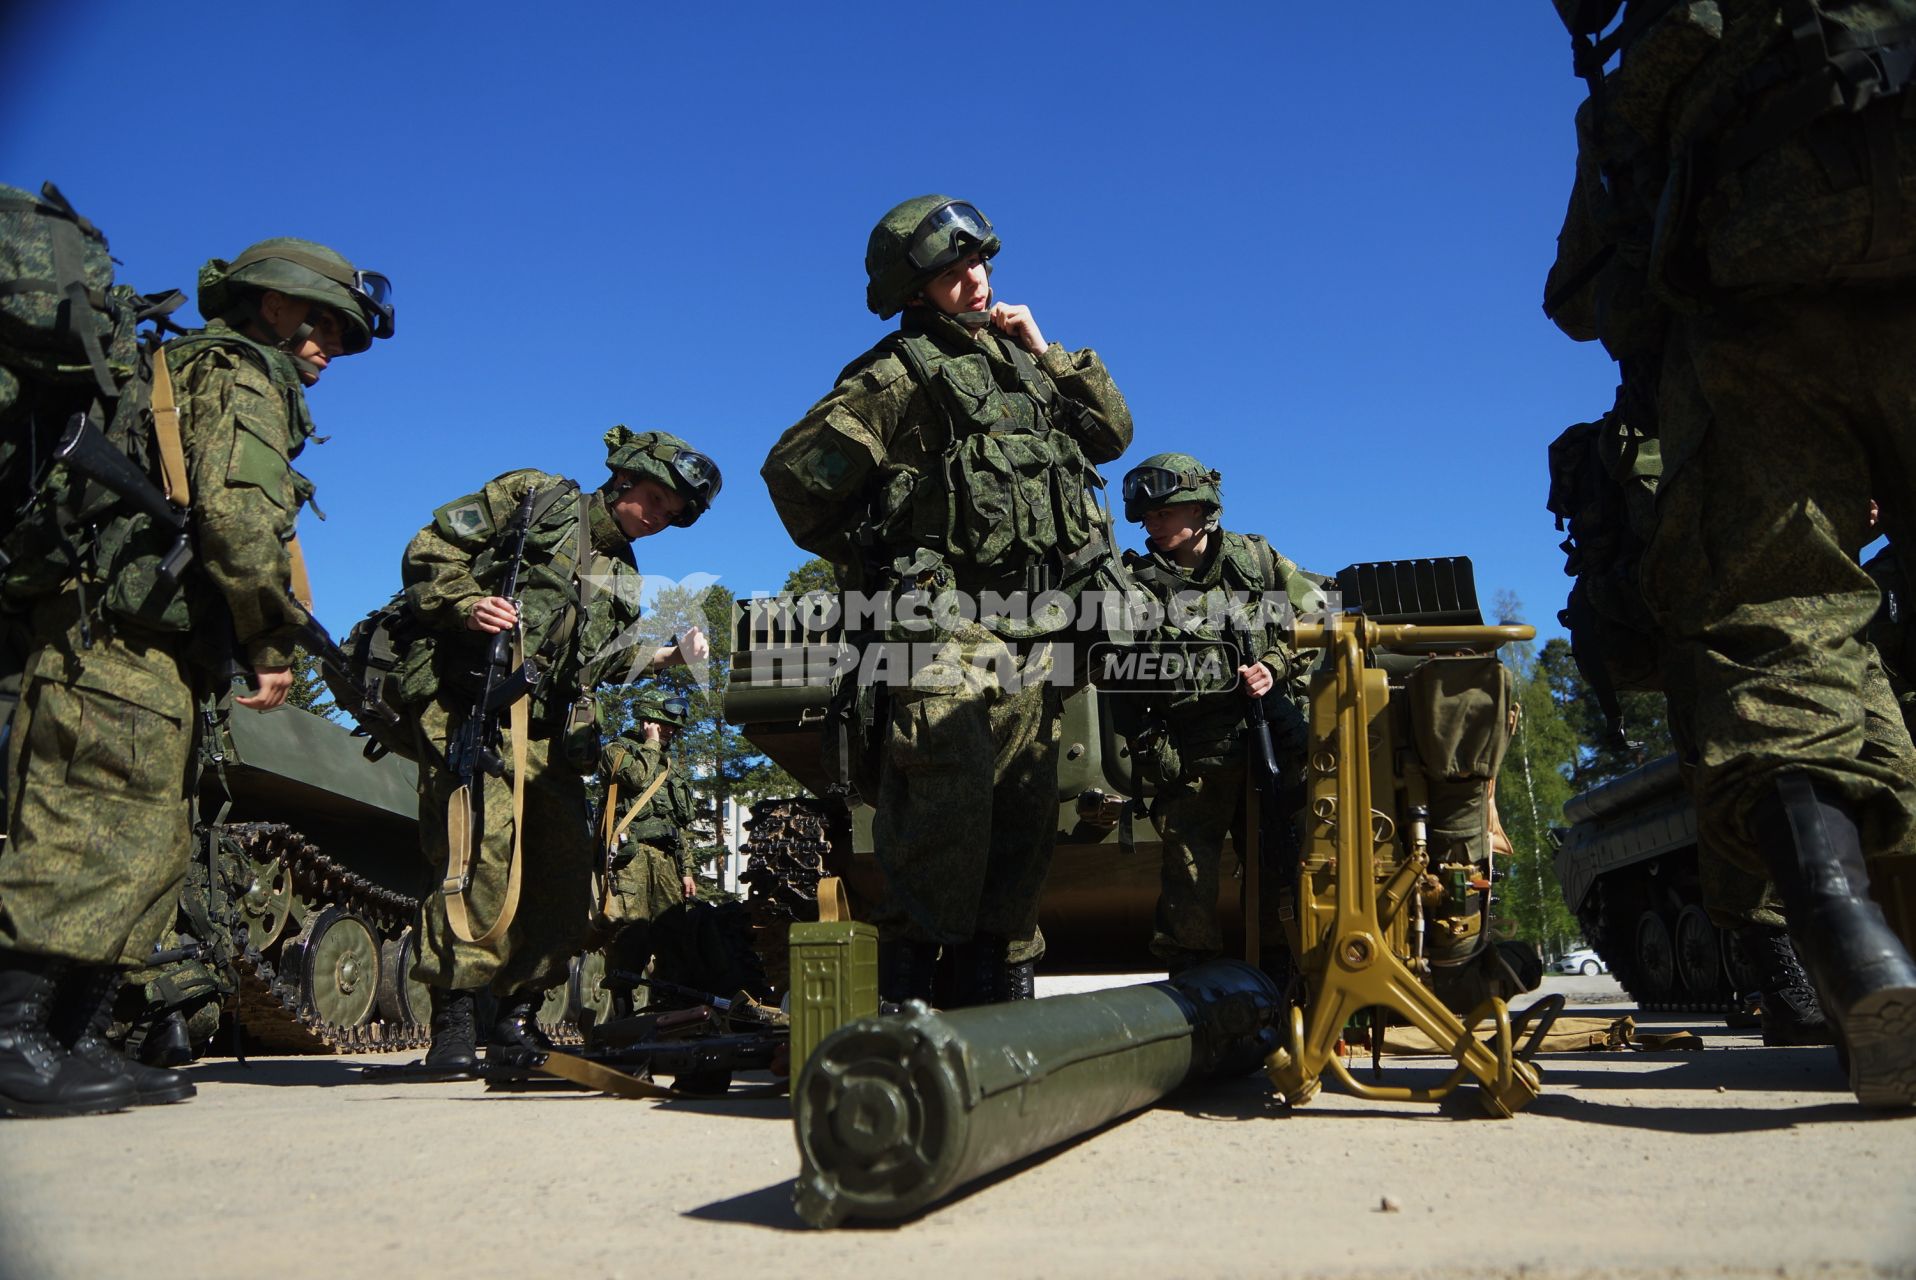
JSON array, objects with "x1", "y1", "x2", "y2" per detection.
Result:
[
  {"x1": 864, "y1": 194, "x2": 1001, "y2": 320},
  {"x1": 1552, "y1": 0, "x2": 1623, "y2": 36},
  {"x1": 1121, "y1": 452, "x2": 1223, "y2": 523},
  {"x1": 631, "y1": 688, "x2": 692, "y2": 730},
  {"x1": 199, "y1": 239, "x2": 393, "y2": 354},
  {"x1": 603, "y1": 426, "x2": 723, "y2": 527}
]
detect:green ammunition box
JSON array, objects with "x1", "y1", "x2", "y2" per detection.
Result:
[{"x1": 788, "y1": 920, "x2": 879, "y2": 1071}]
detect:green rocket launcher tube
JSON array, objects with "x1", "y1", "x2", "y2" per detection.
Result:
[{"x1": 791, "y1": 958, "x2": 1280, "y2": 1227}]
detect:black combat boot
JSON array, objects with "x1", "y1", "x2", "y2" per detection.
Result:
[
  {"x1": 1754, "y1": 773, "x2": 1916, "y2": 1106},
  {"x1": 50, "y1": 967, "x2": 195, "y2": 1106},
  {"x1": 999, "y1": 957, "x2": 1036, "y2": 1002},
  {"x1": 422, "y1": 987, "x2": 479, "y2": 1071},
  {"x1": 0, "y1": 952, "x2": 135, "y2": 1118},
  {"x1": 138, "y1": 1011, "x2": 195, "y2": 1069},
  {"x1": 941, "y1": 936, "x2": 1008, "y2": 1009},
  {"x1": 877, "y1": 940, "x2": 938, "y2": 1009},
  {"x1": 1735, "y1": 924, "x2": 1833, "y2": 1047},
  {"x1": 487, "y1": 989, "x2": 556, "y2": 1067}
]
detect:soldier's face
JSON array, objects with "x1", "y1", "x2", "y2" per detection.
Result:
[
  {"x1": 918, "y1": 254, "x2": 992, "y2": 315},
  {"x1": 1142, "y1": 503, "x2": 1207, "y2": 554},
  {"x1": 258, "y1": 291, "x2": 347, "y2": 385},
  {"x1": 610, "y1": 475, "x2": 686, "y2": 539}
]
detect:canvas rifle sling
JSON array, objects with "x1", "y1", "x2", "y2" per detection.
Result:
[{"x1": 149, "y1": 345, "x2": 191, "y2": 505}]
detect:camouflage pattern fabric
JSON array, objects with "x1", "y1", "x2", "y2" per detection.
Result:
[
  {"x1": 598, "y1": 734, "x2": 697, "y2": 929},
  {"x1": 762, "y1": 294, "x2": 1131, "y2": 968},
  {"x1": 402, "y1": 472, "x2": 643, "y2": 993},
  {"x1": 403, "y1": 472, "x2": 643, "y2": 721},
  {"x1": 1150, "y1": 760, "x2": 1246, "y2": 968},
  {"x1": 0, "y1": 323, "x2": 317, "y2": 966},
  {"x1": 411, "y1": 695, "x2": 595, "y2": 994},
  {"x1": 760, "y1": 307, "x2": 1131, "y2": 595},
  {"x1": 1641, "y1": 297, "x2": 1916, "y2": 882},
  {"x1": 868, "y1": 626, "x2": 1062, "y2": 950},
  {"x1": 0, "y1": 595, "x2": 194, "y2": 964}
]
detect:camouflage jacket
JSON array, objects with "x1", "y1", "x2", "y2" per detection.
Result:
[
  {"x1": 1123, "y1": 528, "x2": 1323, "y2": 769},
  {"x1": 92, "y1": 321, "x2": 319, "y2": 668},
  {"x1": 403, "y1": 470, "x2": 642, "y2": 722},
  {"x1": 600, "y1": 732, "x2": 698, "y2": 874},
  {"x1": 761, "y1": 307, "x2": 1132, "y2": 593}
]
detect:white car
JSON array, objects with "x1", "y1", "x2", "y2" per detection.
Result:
[{"x1": 1555, "y1": 948, "x2": 1608, "y2": 976}]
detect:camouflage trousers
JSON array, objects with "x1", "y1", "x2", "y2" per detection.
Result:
[
  {"x1": 1150, "y1": 760, "x2": 1248, "y2": 969},
  {"x1": 1643, "y1": 297, "x2": 1916, "y2": 897},
  {"x1": 1669, "y1": 644, "x2": 1916, "y2": 930},
  {"x1": 413, "y1": 697, "x2": 594, "y2": 996},
  {"x1": 869, "y1": 631, "x2": 1062, "y2": 961},
  {"x1": 598, "y1": 841, "x2": 684, "y2": 930},
  {"x1": 1, "y1": 591, "x2": 196, "y2": 966}
]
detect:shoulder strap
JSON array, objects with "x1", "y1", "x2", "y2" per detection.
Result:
[
  {"x1": 149, "y1": 343, "x2": 190, "y2": 505},
  {"x1": 611, "y1": 763, "x2": 672, "y2": 845}
]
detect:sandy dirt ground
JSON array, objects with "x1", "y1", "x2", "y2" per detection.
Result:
[{"x1": 2, "y1": 973, "x2": 1913, "y2": 1280}]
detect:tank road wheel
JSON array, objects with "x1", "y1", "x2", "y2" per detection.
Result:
[
  {"x1": 237, "y1": 848, "x2": 295, "y2": 954},
  {"x1": 1674, "y1": 904, "x2": 1725, "y2": 1002},
  {"x1": 538, "y1": 979, "x2": 575, "y2": 1030},
  {"x1": 375, "y1": 928, "x2": 432, "y2": 1028},
  {"x1": 301, "y1": 907, "x2": 380, "y2": 1030},
  {"x1": 1633, "y1": 910, "x2": 1677, "y2": 1005},
  {"x1": 572, "y1": 950, "x2": 618, "y2": 1029},
  {"x1": 1723, "y1": 928, "x2": 1762, "y2": 996}
]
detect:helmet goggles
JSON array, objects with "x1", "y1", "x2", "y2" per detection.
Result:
[
  {"x1": 627, "y1": 441, "x2": 723, "y2": 526},
  {"x1": 1122, "y1": 465, "x2": 1221, "y2": 509},
  {"x1": 905, "y1": 201, "x2": 996, "y2": 275},
  {"x1": 349, "y1": 270, "x2": 395, "y2": 340},
  {"x1": 646, "y1": 693, "x2": 691, "y2": 723}
]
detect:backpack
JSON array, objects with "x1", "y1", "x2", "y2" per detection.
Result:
[
  {"x1": 330, "y1": 591, "x2": 434, "y2": 762},
  {"x1": 0, "y1": 182, "x2": 186, "y2": 606},
  {"x1": 1546, "y1": 390, "x2": 1665, "y2": 750}
]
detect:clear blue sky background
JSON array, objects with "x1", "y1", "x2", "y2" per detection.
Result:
[{"x1": 2, "y1": 3, "x2": 1617, "y2": 640}]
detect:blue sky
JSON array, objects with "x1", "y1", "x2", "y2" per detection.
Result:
[{"x1": 2, "y1": 3, "x2": 1617, "y2": 640}]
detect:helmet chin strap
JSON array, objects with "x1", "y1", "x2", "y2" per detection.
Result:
[{"x1": 239, "y1": 296, "x2": 322, "y2": 377}]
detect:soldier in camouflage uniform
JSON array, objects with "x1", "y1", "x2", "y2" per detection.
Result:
[
  {"x1": 1552, "y1": 0, "x2": 1916, "y2": 1105},
  {"x1": 762, "y1": 195, "x2": 1132, "y2": 1005},
  {"x1": 406, "y1": 427, "x2": 720, "y2": 1069},
  {"x1": 596, "y1": 689, "x2": 700, "y2": 992},
  {"x1": 0, "y1": 239, "x2": 393, "y2": 1115},
  {"x1": 1116, "y1": 453, "x2": 1320, "y2": 975}
]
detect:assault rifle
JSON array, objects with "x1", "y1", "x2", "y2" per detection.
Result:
[
  {"x1": 54, "y1": 412, "x2": 405, "y2": 738},
  {"x1": 55, "y1": 411, "x2": 192, "y2": 584},
  {"x1": 446, "y1": 487, "x2": 540, "y2": 783}
]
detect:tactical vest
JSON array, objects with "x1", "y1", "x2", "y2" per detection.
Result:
[
  {"x1": 98, "y1": 330, "x2": 318, "y2": 635},
  {"x1": 605, "y1": 739, "x2": 695, "y2": 850},
  {"x1": 429, "y1": 477, "x2": 640, "y2": 723},
  {"x1": 1126, "y1": 530, "x2": 1306, "y2": 769},
  {"x1": 868, "y1": 321, "x2": 1105, "y2": 586}
]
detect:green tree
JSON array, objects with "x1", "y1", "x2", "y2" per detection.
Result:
[
  {"x1": 1491, "y1": 594, "x2": 1582, "y2": 954},
  {"x1": 783, "y1": 555, "x2": 837, "y2": 596},
  {"x1": 1537, "y1": 636, "x2": 1673, "y2": 790},
  {"x1": 286, "y1": 646, "x2": 339, "y2": 720}
]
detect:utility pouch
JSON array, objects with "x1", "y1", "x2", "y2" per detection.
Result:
[{"x1": 561, "y1": 693, "x2": 601, "y2": 773}]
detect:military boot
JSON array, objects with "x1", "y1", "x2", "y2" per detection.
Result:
[
  {"x1": 49, "y1": 967, "x2": 195, "y2": 1106},
  {"x1": 878, "y1": 940, "x2": 938, "y2": 1009},
  {"x1": 422, "y1": 987, "x2": 479, "y2": 1071},
  {"x1": 941, "y1": 936, "x2": 1008, "y2": 1009},
  {"x1": 138, "y1": 1011, "x2": 195, "y2": 1069},
  {"x1": 487, "y1": 989, "x2": 556, "y2": 1067},
  {"x1": 999, "y1": 958, "x2": 1036, "y2": 1002},
  {"x1": 1735, "y1": 924, "x2": 1833, "y2": 1047},
  {"x1": 1754, "y1": 773, "x2": 1916, "y2": 1106},
  {"x1": 0, "y1": 952, "x2": 135, "y2": 1118}
]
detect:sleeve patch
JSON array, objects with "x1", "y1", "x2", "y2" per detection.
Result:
[{"x1": 434, "y1": 497, "x2": 495, "y2": 542}]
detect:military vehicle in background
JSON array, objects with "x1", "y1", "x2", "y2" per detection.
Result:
[
  {"x1": 1552, "y1": 754, "x2": 1753, "y2": 1012},
  {"x1": 130, "y1": 703, "x2": 627, "y2": 1059},
  {"x1": 725, "y1": 556, "x2": 1540, "y2": 1011}
]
